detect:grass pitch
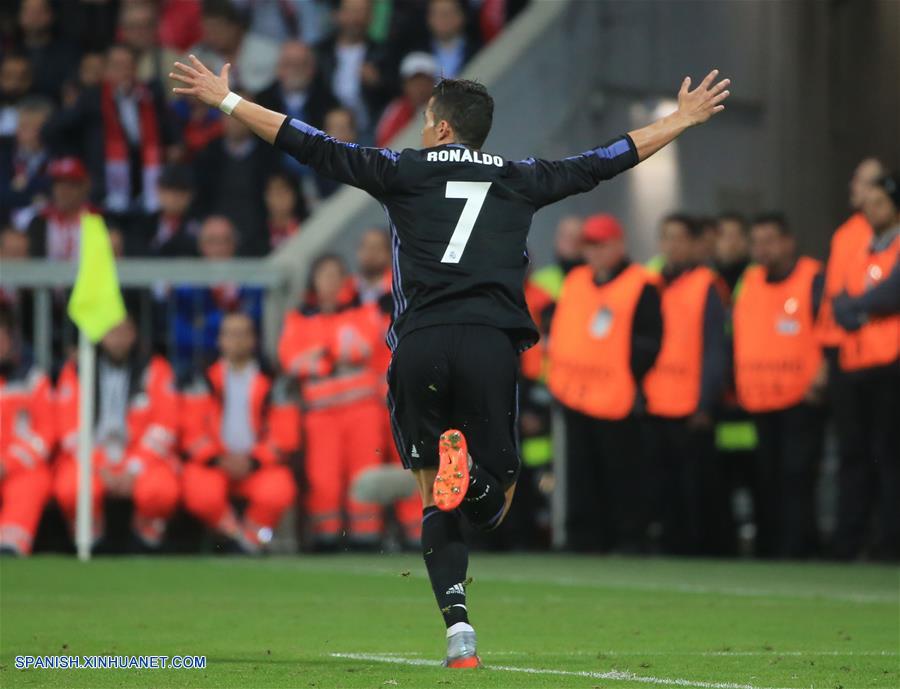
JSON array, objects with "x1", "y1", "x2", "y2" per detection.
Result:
[{"x1": 0, "y1": 554, "x2": 897, "y2": 688}]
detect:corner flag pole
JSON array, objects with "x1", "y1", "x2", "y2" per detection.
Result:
[
  {"x1": 76, "y1": 332, "x2": 95, "y2": 561},
  {"x1": 67, "y1": 212, "x2": 127, "y2": 562}
]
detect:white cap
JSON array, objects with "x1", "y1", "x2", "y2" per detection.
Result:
[{"x1": 400, "y1": 52, "x2": 438, "y2": 79}]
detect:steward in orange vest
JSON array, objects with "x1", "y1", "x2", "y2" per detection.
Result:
[
  {"x1": 733, "y1": 214, "x2": 826, "y2": 558},
  {"x1": 53, "y1": 316, "x2": 180, "y2": 550},
  {"x1": 817, "y1": 158, "x2": 884, "y2": 351},
  {"x1": 829, "y1": 172, "x2": 900, "y2": 561},
  {"x1": 0, "y1": 309, "x2": 55, "y2": 556},
  {"x1": 547, "y1": 214, "x2": 662, "y2": 552},
  {"x1": 353, "y1": 227, "x2": 423, "y2": 546},
  {"x1": 278, "y1": 255, "x2": 385, "y2": 549},
  {"x1": 180, "y1": 312, "x2": 299, "y2": 553},
  {"x1": 643, "y1": 213, "x2": 728, "y2": 556}
]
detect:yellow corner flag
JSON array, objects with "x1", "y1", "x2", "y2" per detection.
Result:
[{"x1": 67, "y1": 213, "x2": 126, "y2": 343}]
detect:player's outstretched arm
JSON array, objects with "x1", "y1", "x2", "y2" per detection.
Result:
[
  {"x1": 171, "y1": 55, "x2": 398, "y2": 196},
  {"x1": 628, "y1": 69, "x2": 731, "y2": 162}
]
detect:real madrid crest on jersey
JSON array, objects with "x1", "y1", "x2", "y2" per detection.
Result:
[
  {"x1": 776, "y1": 296, "x2": 800, "y2": 335},
  {"x1": 590, "y1": 306, "x2": 614, "y2": 338}
]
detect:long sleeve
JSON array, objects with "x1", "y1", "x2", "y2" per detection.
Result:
[
  {"x1": 273, "y1": 117, "x2": 400, "y2": 197},
  {"x1": 699, "y1": 284, "x2": 727, "y2": 413},
  {"x1": 516, "y1": 134, "x2": 639, "y2": 209},
  {"x1": 833, "y1": 260, "x2": 900, "y2": 331},
  {"x1": 630, "y1": 283, "x2": 663, "y2": 383}
]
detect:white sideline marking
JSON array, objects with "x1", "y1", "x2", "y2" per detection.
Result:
[
  {"x1": 487, "y1": 650, "x2": 898, "y2": 657},
  {"x1": 330, "y1": 652, "x2": 796, "y2": 689}
]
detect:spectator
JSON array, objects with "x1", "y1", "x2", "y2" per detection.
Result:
[
  {"x1": 136, "y1": 164, "x2": 200, "y2": 257},
  {"x1": 171, "y1": 98, "x2": 225, "y2": 161},
  {"x1": 191, "y1": 0, "x2": 280, "y2": 95},
  {"x1": 42, "y1": 44, "x2": 180, "y2": 216},
  {"x1": 118, "y1": 0, "x2": 181, "y2": 98},
  {"x1": 313, "y1": 106, "x2": 359, "y2": 199},
  {"x1": 0, "y1": 96, "x2": 53, "y2": 227},
  {"x1": 715, "y1": 212, "x2": 750, "y2": 293},
  {"x1": 0, "y1": 227, "x2": 29, "y2": 260},
  {"x1": 193, "y1": 105, "x2": 282, "y2": 255},
  {"x1": 60, "y1": 52, "x2": 107, "y2": 112},
  {"x1": 696, "y1": 215, "x2": 718, "y2": 266},
  {"x1": 236, "y1": 0, "x2": 330, "y2": 45},
  {"x1": 15, "y1": 0, "x2": 79, "y2": 102},
  {"x1": 53, "y1": 315, "x2": 181, "y2": 551},
  {"x1": 315, "y1": 0, "x2": 392, "y2": 139},
  {"x1": 424, "y1": 0, "x2": 479, "y2": 79},
  {"x1": 376, "y1": 52, "x2": 437, "y2": 147},
  {"x1": 354, "y1": 227, "x2": 392, "y2": 304},
  {"x1": 547, "y1": 214, "x2": 662, "y2": 552},
  {"x1": 278, "y1": 254, "x2": 384, "y2": 550},
  {"x1": 643, "y1": 213, "x2": 729, "y2": 555},
  {"x1": 732, "y1": 213, "x2": 825, "y2": 558},
  {"x1": 26, "y1": 157, "x2": 92, "y2": 260},
  {"x1": 264, "y1": 171, "x2": 306, "y2": 250},
  {"x1": 0, "y1": 53, "x2": 33, "y2": 138},
  {"x1": 515, "y1": 216, "x2": 585, "y2": 547},
  {"x1": 477, "y1": 0, "x2": 529, "y2": 44},
  {"x1": 351, "y1": 228, "x2": 422, "y2": 545},
  {"x1": 257, "y1": 41, "x2": 337, "y2": 130},
  {"x1": 832, "y1": 172, "x2": 900, "y2": 561},
  {"x1": 0, "y1": 307, "x2": 55, "y2": 556},
  {"x1": 817, "y1": 157, "x2": 883, "y2": 358},
  {"x1": 180, "y1": 311, "x2": 299, "y2": 554},
  {"x1": 158, "y1": 0, "x2": 204, "y2": 52},
  {"x1": 170, "y1": 216, "x2": 264, "y2": 377}
]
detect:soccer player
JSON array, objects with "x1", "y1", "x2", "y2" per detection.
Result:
[{"x1": 171, "y1": 54, "x2": 731, "y2": 667}]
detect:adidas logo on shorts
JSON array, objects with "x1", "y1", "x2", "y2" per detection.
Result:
[
  {"x1": 411, "y1": 445, "x2": 420, "y2": 458},
  {"x1": 445, "y1": 582, "x2": 466, "y2": 597}
]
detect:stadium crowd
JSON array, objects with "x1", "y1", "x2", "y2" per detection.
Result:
[{"x1": 1, "y1": 1, "x2": 898, "y2": 562}]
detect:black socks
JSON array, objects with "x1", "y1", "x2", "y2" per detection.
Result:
[
  {"x1": 460, "y1": 462, "x2": 507, "y2": 531},
  {"x1": 421, "y1": 506, "x2": 469, "y2": 628}
]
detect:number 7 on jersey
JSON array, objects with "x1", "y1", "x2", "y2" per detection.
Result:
[{"x1": 440, "y1": 181, "x2": 492, "y2": 264}]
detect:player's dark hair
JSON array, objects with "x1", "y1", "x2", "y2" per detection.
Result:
[
  {"x1": 662, "y1": 212, "x2": 702, "y2": 238},
  {"x1": 431, "y1": 79, "x2": 494, "y2": 149},
  {"x1": 752, "y1": 212, "x2": 791, "y2": 236}
]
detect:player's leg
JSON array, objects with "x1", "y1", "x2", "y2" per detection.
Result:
[
  {"x1": 446, "y1": 324, "x2": 521, "y2": 531},
  {"x1": 388, "y1": 329, "x2": 478, "y2": 667}
]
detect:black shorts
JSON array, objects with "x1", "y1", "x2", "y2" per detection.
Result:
[{"x1": 387, "y1": 324, "x2": 521, "y2": 489}]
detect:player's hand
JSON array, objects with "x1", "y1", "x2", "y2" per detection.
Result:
[
  {"x1": 676, "y1": 69, "x2": 731, "y2": 126},
  {"x1": 170, "y1": 55, "x2": 231, "y2": 108}
]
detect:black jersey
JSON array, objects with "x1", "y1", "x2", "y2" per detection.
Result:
[{"x1": 274, "y1": 117, "x2": 639, "y2": 352}]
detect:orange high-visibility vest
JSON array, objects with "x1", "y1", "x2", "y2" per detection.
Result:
[
  {"x1": 644, "y1": 266, "x2": 717, "y2": 418},
  {"x1": 278, "y1": 303, "x2": 382, "y2": 410},
  {"x1": 520, "y1": 279, "x2": 555, "y2": 381},
  {"x1": 839, "y1": 233, "x2": 900, "y2": 372},
  {"x1": 547, "y1": 264, "x2": 657, "y2": 420},
  {"x1": 733, "y1": 257, "x2": 823, "y2": 412},
  {"x1": 817, "y1": 213, "x2": 873, "y2": 348}
]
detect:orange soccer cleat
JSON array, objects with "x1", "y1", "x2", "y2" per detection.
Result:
[{"x1": 433, "y1": 429, "x2": 469, "y2": 511}]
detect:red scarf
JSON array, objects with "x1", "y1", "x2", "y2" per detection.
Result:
[{"x1": 101, "y1": 81, "x2": 162, "y2": 213}]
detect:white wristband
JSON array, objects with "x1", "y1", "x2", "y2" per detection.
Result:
[{"x1": 219, "y1": 92, "x2": 242, "y2": 116}]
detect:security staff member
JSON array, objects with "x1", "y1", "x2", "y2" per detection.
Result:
[
  {"x1": 832, "y1": 173, "x2": 900, "y2": 561},
  {"x1": 644, "y1": 214, "x2": 728, "y2": 555},
  {"x1": 733, "y1": 213, "x2": 825, "y2": 558},
  {"x1": 548, "y1": 214, "x2": 662, "y2": 552}
]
